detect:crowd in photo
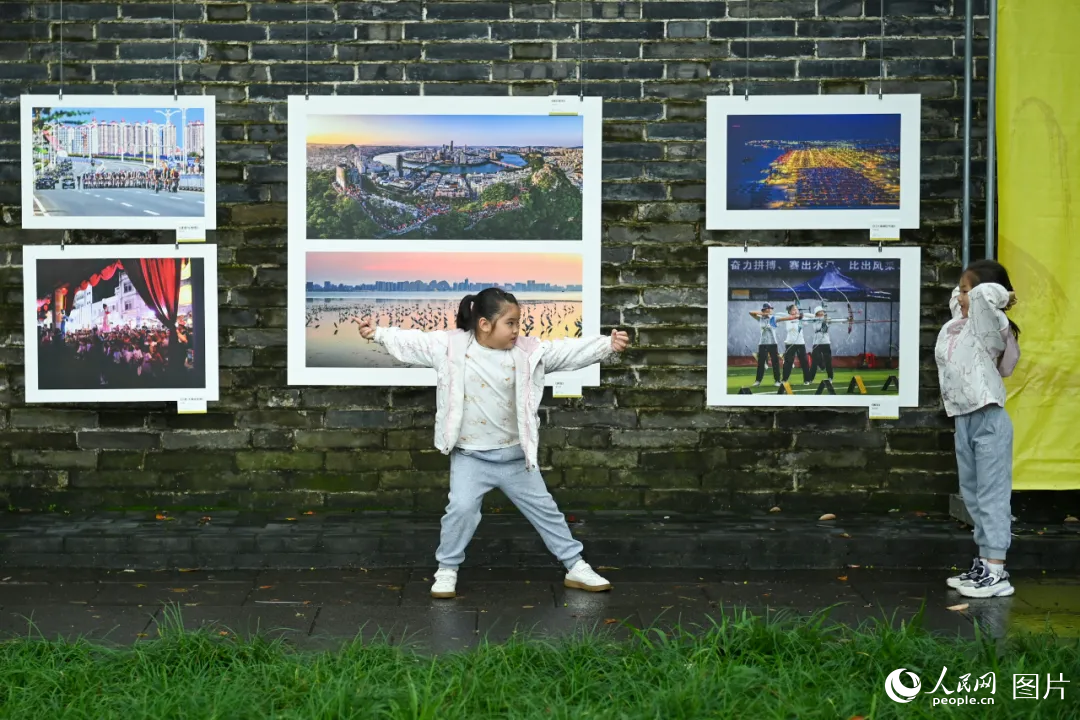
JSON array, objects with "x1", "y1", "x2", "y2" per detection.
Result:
[
  {"x1": 37, "y1": 319, "x2": 198, "y2": 390},
  {"x1": 79, "y1": 167, "x2": 183, "y2": 192}
]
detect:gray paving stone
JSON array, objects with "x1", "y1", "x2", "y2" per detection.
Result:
[
  {"x1": 92, "y1": 581, "x2": 253, "y2": 607},
  {"x1": 0, "y1": 582, "x2": 101, "y2": 606},
  {"x1": 402, "y1": 578, "x2": 556, "y2": 609},
  {"x1": 0, "y1": 605, "x2": 158, "y2": 645},
  {"x1": 146, "y1": 605, "x2": 317, "y2": 644},
  {"x1": 307, "y1": 606, "x2": 478, "y2": 654},
  {"x1": 245, "y1": 581, "x2": 403, "y2": 607}
]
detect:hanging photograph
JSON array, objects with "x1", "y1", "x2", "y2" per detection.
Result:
[
  {"x1": 20, "y1": 94, "x2": 216, "y2": 230},
  {"x1": 289, "y1": 95, "x2": 600, "y2": 243},
  {"x1": 23, "y1": 243, "x2": 219, "y2": 403},
  {"x1": 288, "y1": 243, "x2": 598, "y2": 388},
  {"x1": 706, "y1": 94, "x2": 921, "y2": 230},
  {"x1": 706, "y1": 246, "x2": 921, "y2": 408}
]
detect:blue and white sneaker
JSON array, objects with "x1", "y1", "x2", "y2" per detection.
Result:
[
  {"x1": 946, "y1": 557, "x2": 985, "y2": 589},
  {"x1": 956, "y1": 564, "x2": 1015, "y2": 598}
]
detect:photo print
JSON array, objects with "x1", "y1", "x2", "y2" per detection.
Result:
[
  {"x1": 288, "y1": 95, "x2": 602, "y2": 243},
  {"x1": 287, "y1": 244, "x2": 599, "y2": 388},
  {"x1": 706, "y1": 94, "x2": 921, "y2": 230},
  {"x1": 23, "y1": 243, "x2": 219, "y2": 403},
  {"x1": 20, "y1": 95, "x2": 216, "y2": 231},
  {"x1": 707, "y1": 246, "x2": 921, "y2": 408}
]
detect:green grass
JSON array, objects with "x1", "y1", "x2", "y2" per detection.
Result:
[
  {"x1": 1, "y1": 606, "x2": 1077, "y2": 719},
  {"x1": 727, "y1": 366, "x2": 900, "y2": 396}
]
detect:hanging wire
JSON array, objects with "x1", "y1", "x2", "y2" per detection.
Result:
[
  {"x1": 58, "y1": 0, "x2": 64, "y2": 99},
  {"x1": 305, "y1": 0, "x2": 310, "y2": 99},
  {"x1": 172, "y1": 0, "x2": 178, "y2": 99},
  {"x1": 744, "y1": 0, "x2": 750, "y2": 99},
  {"x1": 577, "y1": 0, "x2": 585, "y2": 99},
  {"x1": 878, "y1": 3, "x2": 885, "y2": 99}
]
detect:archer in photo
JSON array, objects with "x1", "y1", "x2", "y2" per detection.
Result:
[{"x1": 725, "y1": 258, "x2": 901, "y2": 395}]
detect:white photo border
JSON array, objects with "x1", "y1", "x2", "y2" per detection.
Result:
[
  {"x1": 705, "y1": 94, "x2": 921, "y2": 231},
  {"x1": 706, "y1": 245, "x2": 921, "y2": 408},
  {"x1": 23, "y1": 243, "x2": 220, "y2": 403},
  {"x1": 20, "y1": 94, "x2": 217, "y2": 231},
  {"x1": 287, "y1": 95, "x2": 603, "y2": 388}
]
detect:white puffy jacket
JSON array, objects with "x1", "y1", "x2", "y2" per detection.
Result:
[{"x1": 373, "y1": 327, "x2": 616, "y2": 471}]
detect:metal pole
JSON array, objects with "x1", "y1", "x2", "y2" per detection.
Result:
[
  {"x1": 961, "y1": 0, "x2": 973, "y2": 269},
  {"x1": 985, "y1": 0, "x2": 999, "y2": 259}
]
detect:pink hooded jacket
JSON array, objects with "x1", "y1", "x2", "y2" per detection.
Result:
[{"x1": 373, "y1": 327, "x2": 616, "y2": 471}]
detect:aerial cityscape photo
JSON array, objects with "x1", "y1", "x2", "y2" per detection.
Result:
[
  {"x1": 305, "y1": 114, "x2": 585, "y2": 241},
  {"x1": 726, "y1": 113, "x2": 902, "y2": 211},
  {"x1": 28, "y1": 104, "x2": 207, "y2": 220},
  {"x1": 304, "y1": 251, "x2": 583, "y2": 368}
]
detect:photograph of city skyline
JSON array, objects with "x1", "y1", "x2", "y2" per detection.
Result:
[
  {"x1": 21, "y1": 95, "x2": 215, "y2": 229},
  {"x1": 304, "y1": 251, "x2": 583, "y2": 369},
  {"x1": 305, "y1": 113, "x2": 585, "y2": 241},
  {"x1": 726, "y1": 113, "x2": 901, "y2": 212}
]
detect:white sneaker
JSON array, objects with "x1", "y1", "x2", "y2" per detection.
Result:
[
  {"x1": 956, "y1": 565, "x2": 1015, "y2": 598},
  {"x1": 564, "y1": 560, "x2": 612, "y2": 592},
  {"x1": 430, "y1": 568, "x2": 457, "y2": 598},
  {"x1": 946, "y1": 557, "x2": 984, "y2": 589}
]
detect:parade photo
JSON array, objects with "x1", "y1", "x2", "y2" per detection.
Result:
[
  {"x1": 707, "y1": 246, "x2": 921, "y2": 408},
  {"x1": 706, "y1": 94, "x2": 921, "y2": 230},
  {"x1": 289, "y1": 96, "x2": 601, "y2": 243},
  {"x1": 22, "y1": 244, "x2": 219, "y2": 403},
  {"x1": 20, "y1": 95, "x2": 216, "y2": 230},
  {"x1": 288, "y1": 244, "x2": 599, "y2": 387}
]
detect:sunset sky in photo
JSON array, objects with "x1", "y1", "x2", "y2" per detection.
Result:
[
  {"x1": 306, "y1": 251, "x2": 582, "y2": 286},
  {"x1": 307, "y1": 114, "x2": 582, "y2": 147}
]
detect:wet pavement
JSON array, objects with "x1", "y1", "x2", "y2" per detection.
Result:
[{"x1": 1, "y1": 567, "x2": 1077, "y2": 654}]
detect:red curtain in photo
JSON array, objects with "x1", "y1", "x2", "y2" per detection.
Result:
[{"x1": 119, "y1": 257, "x2": 183, "y2": 374}]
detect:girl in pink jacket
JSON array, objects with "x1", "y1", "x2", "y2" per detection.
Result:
[{"x1": 358, "y1": 287, "x2": 630, "y2": 599}]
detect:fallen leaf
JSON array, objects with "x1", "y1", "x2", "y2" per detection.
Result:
[
  {"x1": 596, "y1": 566, "x2": 620, "y2": 570},
  {"x1": 769, "y1": 506, "x2": 781, "y2": 513},
  {"x1": 155, "y1": 514, "x2": 167, "y2": 520},
  {"x1": 259, "y1": 585, "x2": 273, "y2": 590},
  {"x1": 839, "y1": 532, "x2": 851, "y2": 538},
  {"x1": 1, "y1": 577, "x2": 10, "y2": 582},
  {"x1": 285, "y1": 517, "x2": 296, "y2": 521},
  {"x1": 1065, "y1": 516, "x2": 1078, "y2": 523},
  {"x1": 178, "y1": 568, "x2": 199, "y2": 572},
  {"x1": 122, "y1": 569, "x2": 135, "y2": 573},
  {"x1": 819, "y1": 513, "x2": 836, "y2": 521},
  {"x1": 522, "y1": 605, "x2": 534, "y2": 609},
  {"x1": 136, "y1": 633, "x2": 148, "y2": 638},
  {"x1": 218, "y1": 631, "x2": 230, "y2": 636},
  {"x1": 848, "y1": 564, "x2": 861, "y2": 568},
  {"x1": 169, "y1": 588, "x2": 188, "y2": 593},
  {"x1": 914, "y1": 511, "x2": 928, "y2": 517},
  {"x1": 849, "y1": 716, "x2": 866, "y2": 720},
  {"x1": 135, "y1": 584, "x2": 146, "y2": 588},
  {"x1": 303, "y1": 511, "x2": 315, "y2": 515},
  {"x1": 946, "y1": 603, "x2": 969, "y2": 612},
  {"x1": 604, "y1": 618, "x2": 619, "y2": 624},
  {"x1": 198, "y1": 516, "x2": 211, "y2": 524},
  {"x1": 837, "y1": 576, "x2": 848, "y2": 582}
]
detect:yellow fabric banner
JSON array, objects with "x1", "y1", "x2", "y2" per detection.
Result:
[{"x1": 997, "y1": 0, "x2": 1080, "y2": 489}]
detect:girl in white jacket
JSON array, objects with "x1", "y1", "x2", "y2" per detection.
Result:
[
  {"x1": 934, "y1": 259, "x2": 1020, "y2": 599},
  {"x1": 358, "y1": 287, "x2": 630, "y2": 599}
]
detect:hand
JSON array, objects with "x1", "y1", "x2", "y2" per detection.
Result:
[
  {"x1": 358, "y1": 316, "x2": 376, "y2": 340},
  {"x1": 610, "y1": 329, "x2": 629, "y2": 352},
  {"x1": 1006, "y1": 291, "x2": 1017, "y2": 310}
]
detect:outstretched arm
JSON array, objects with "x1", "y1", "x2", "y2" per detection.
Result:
[
  {"x1": 361, "y1": 320, "x2": 445, "y2": 369},
  {"x1": 542, "y1": 330, "x2": 627, "y2": 374}
]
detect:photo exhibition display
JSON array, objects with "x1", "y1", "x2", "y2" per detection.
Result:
[{"x1": 286, "y1": 95, "x2": 604, "y2": 389}]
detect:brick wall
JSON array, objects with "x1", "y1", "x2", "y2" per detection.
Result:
[{"x1": 0, "y1": 1, "x2": 990, "y2": 514}]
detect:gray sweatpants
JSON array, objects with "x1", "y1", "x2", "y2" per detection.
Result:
[
  {"x1": 436, "y1": 445, "x2": 584, "y2": 571},
  {"x1": 955, "y1": 404, "x2": 1013, "y2": 561}
]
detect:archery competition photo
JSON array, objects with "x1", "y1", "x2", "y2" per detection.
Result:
[{"x1": 724, "y1": 256, "x2": 901, "y2": 397}]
